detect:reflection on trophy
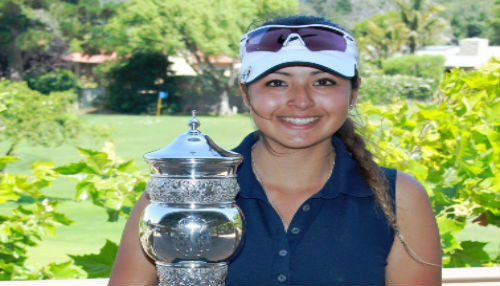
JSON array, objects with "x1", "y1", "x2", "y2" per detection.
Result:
[{"x1": 139, "y1": 111, "x2": 244, "y2": 286}]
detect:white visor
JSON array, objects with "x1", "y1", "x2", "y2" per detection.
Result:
[{"x1": 239, "y1": 24, "x2": 358, "y2": 84}]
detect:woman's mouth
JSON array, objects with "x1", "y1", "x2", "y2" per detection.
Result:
[{"x1": 280, "y1": 116, "x2": 320, "y2": 125}]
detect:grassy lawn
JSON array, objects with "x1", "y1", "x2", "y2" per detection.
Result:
[
  {"x1": 1, "y1": 114, "x2": 256, "y2": 266},
  {"x1": 1, "y1": 113, "x2": 499, "y2": 267}
]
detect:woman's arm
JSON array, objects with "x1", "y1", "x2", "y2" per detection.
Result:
[
  {"x1": 386, "y1": 171, "x2": 442, "y2": 286},
  {"x1": 108, "y1": 192, "x2": 158, "y2": 286}
]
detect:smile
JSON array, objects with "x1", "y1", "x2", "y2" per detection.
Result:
[{"x1": 280, "y1": 117, "x2": 320, "y2": 125}]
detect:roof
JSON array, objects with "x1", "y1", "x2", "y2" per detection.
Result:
[{"x1": 62, "y1": 52, "x2": 117, "y2": 64}]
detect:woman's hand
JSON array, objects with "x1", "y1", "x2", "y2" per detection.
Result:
[{"x1": 108, "y1": 192, "x2": 157, "y2": 286}]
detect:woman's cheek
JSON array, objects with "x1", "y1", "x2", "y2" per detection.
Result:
[{"x1": 251, "y1": 93, "x2": 285, "y2": 114}]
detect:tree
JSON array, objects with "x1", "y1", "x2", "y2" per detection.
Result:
[
  {"x1": 299, "y1": 0, "x2": 352, "y2": 25},
  {"x1": 490, "y1": 0, "x2": 500, "y2": 44},
  {"x1": 0, "y1": 0, "x2": 120, "y2": 80},
  {"x1": 50, "y1": 0, "x2": 120, "y2": 54},
  {"x1": 353, "y1": 11, "x2": 408, "y2": 66},
  {"x1": 395, "y1": 0, "x2": 449, "y2": 53},
  {"x1": 436, "y1": 0, "x2": 494, "y2": 44},
  {"x1": 0, "y1": 80, "x2": 95, "y2": 160},
  {"x1": 106, "y1": 0, "x2": 298, "y2": 115},
  {"x1": 0, "y1": 0, "x2": 56, "y2": 80}
]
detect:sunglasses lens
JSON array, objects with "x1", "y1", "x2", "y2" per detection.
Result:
[
  {"x1": 245, "y1": 26, "x2": 347, "y2": 53},
  {"x1": 246, "y1": 28, "x2": 290, "y2": 52},
  {"x1": 298, "y1": 27, "x2": 346, "y2": 51}
]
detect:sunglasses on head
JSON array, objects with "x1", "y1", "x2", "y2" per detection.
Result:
[{"x1": 240, "y1": 24, "x2": 352, "y2": 53}]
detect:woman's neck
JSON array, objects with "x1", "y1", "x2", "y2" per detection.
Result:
[{"x1": 251, "y1": 136, "x2": 335, "y2": 194}]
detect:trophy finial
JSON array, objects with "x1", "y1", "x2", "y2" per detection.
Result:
[{"x1": 188, "y1": 110, "x2": 200, "y2": 132}]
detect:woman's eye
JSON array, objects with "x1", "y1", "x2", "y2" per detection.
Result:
[
  {"x1": 314, "y1": 78, "x2": 336, "y2": 86},
  {"x1": 266, "y1": 80, "x2": 287, "y2": 87}
]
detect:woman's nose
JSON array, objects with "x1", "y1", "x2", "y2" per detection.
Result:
[{"x1": 287, "y1": 86, "x2": 314, "y2": 109}]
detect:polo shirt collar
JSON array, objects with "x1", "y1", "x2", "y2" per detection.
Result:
[{"x1": 233, "y1": 132, "x2": 373, "y2": 200}]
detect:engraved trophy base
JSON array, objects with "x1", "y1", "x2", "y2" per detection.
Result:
[{"x1": 156, "y1": 261, "x2": 228, "y2": 286}]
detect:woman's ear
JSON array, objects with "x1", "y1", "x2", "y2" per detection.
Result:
[
  {"x1": 350, "y1": 77, "x2": 361, "y2": 107},
  {"x1": 239, "y1": 82, "x2": 251, "y2": 108}
]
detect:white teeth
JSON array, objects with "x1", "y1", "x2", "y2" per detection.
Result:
[{"x1": 281, "y1": 117, "x2": 319, "y2": 125}]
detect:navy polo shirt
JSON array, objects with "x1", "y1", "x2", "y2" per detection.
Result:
[{"x1": 226, "y1": 132, "x2": 396, "y2": 286}]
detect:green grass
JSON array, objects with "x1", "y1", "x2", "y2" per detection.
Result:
[{"x1": 1, "y1": 114, "x2": 256, "y2": 266}]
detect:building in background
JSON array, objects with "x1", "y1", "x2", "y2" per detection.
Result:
[
  {"x1": 62, "y1": 52, "x2": 117, "y2": 81},
  {"x1": 417, "y1": 38, "x2": 500, "y2": 70}
]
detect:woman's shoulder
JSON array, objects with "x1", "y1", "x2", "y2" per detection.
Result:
[
  {"x1": 395, "y1": 171, "x2": 431, "y2": 210},
  {"x1": 386, "y1": 171, "x2": 442, "y2": 284}
]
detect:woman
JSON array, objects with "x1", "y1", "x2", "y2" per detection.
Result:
[{"x1": 109, "y1": 15, "x2": 441, "y2": 286}]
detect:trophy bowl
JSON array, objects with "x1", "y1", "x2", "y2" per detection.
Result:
[{"x1": 139, "y1": 111, "x2": 244, "y2": 286}]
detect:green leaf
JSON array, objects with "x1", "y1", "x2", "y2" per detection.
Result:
[
  {"x1": 106, "y1": 208, "x2": 120, "y2": 222},
  {"x1": 437, "y1": 216, "x2": 465, "y2": 235},
  {"x1": 52, "y1": 212, "x2": 74, "y2": 226},
  {"x1": 117, "y1": 160, "x2": 136, "y2": 172},
  {"x1": 447, "y1": 240, "x2": 491, "y2": 267},
  {"x1": 0, "y1": 156, "x2": 18, "y2": 170},
  {"x1": 69, "y1": 239, "x2": 118, "y2": 278},
  {"x1": 43, "y1": 261, "x2": 86, "y2": 279},
  {"x1": 55, "y1": 162, "x2": 90, "y2": 175}
]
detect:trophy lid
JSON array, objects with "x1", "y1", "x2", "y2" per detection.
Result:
[{"x1": 144, "y1": 110, "x2": 243, "y2": 176}]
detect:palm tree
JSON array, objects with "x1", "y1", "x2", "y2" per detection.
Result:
[
  {"x1": 354, "y1": 11, "x2": 409, "y2": 66},
  {"x1": 396, "y1": 0, "x2": 449, "y2": 53}
]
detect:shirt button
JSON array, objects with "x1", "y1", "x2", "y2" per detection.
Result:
[
  {"x1": 278, "y1": 249, "x2": 288, "y2": 256},
  {"x1": 291, "y1": 227, "x2": 301, "y2": 234},
  {"x1": 302, "y1": 204, "x2": 311, "y2": 212},
  {"x1": 277, "y1": 274, "x2": 287, "y2": 282}
]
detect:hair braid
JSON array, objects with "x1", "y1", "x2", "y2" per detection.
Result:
[
  {"x1": 337, "y1": 118, "x2": 441, "y2": 267},
  {"x1": 336, "y1": 118, "x2": 398, "y2": 232}
]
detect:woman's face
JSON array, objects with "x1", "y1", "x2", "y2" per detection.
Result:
[{"x1": 244, "y1": 65, "x2": 357, "y2": 151}]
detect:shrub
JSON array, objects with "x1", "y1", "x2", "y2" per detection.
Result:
[
  {"x1": 359, "y1": 58, "x2": 500, "y2": 267},
  {"x1": 24, "y1": 69, "x2": 78, "y2": 95},
  {"x1": 359, "y1": 75, "x2": 435, "y2": 103},
  {"x1": 0, "y1": 80, "x2": 80, "y2": 156},
  {"x1": 105, "y1": 52, "x2": 177, "y2": 114},
  {"x1": 0, "y1": 157, "x2": 84, "y2": 280},
  {"x1": 0, "y1": 80, "x2": 107, "y2": 157},
  {"x1": 382, "y1": 54, "x2": 445, "y2": 87}
]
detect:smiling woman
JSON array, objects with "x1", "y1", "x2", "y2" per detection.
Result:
[{"x1": 108, "y1": 15, "x2": 442, "y2": 286}]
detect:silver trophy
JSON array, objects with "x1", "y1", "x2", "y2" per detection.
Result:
[{"x1": 139, "y1": 111, "x2": 244, "y2": 286}]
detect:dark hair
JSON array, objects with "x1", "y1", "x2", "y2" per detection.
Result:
[{"x1": 261, "y1": 15, "x2": 345, "y2": 29}]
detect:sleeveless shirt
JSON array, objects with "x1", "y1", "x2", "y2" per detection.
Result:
[{"x1": 226, "y1": 132, "x2": 397, "y2": 286}]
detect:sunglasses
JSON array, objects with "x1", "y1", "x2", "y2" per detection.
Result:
[{"x1": 240, "y1": 24, "x2": 352, "y2": 53}]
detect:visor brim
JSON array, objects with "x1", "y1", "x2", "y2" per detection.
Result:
[{"x1": 241, "y1": 48, "x2": 357, "y2": 84}]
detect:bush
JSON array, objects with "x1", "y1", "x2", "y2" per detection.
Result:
[
  {"x1": 382, "y1": 54, "x2": 445, "y2": 86},
  {"x1": 24, "y1": 69, "x2": 78, "y2": 95},
  {"x1": 0, "y1": 80, "x2": 81, "y2": 156},
  {"x1": 0, "y1": 80, "x2": 106, "y2": 157},
  {"x1": 360, "y1": 58, "x2": 500, "y2": 267},
  {"x1": 105, "y1": 52, "x2": 179, "y2": 114},
  {"x1": 359, "y1": 75, "x2": 435, "y2": 103},
  {"x1": 0, "y1": 157, "x2": 83, "y2": 280}
]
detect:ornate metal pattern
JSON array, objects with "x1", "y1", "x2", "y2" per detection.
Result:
[
  {"x1": 146, "y1": 177, "x2": 239, "y2": 203},
  {"x1": 157, "y1": 262, "x2": 227, "y2": 286},
  {"x1": 174, "y1": 216, "x2": 212, "y2": 256}
]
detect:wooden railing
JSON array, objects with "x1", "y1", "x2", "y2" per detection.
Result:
[{"x1": 0, "y1": 267, "x2": 498, "y2": 285}]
